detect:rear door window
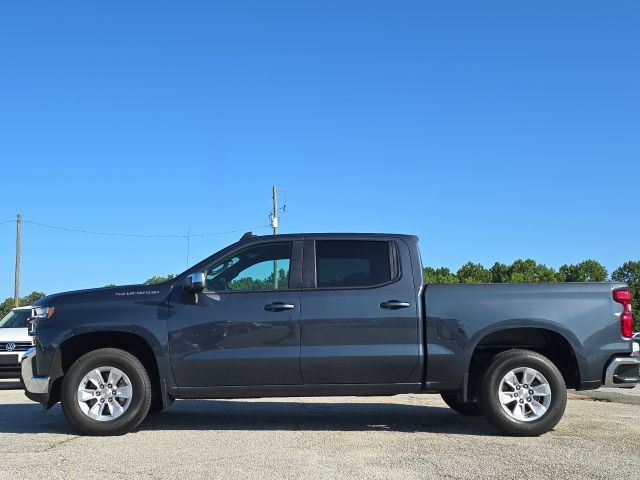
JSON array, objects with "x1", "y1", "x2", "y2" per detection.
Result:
[{"x1": 315, "y1": 240, "x2": 393, "y2": 288}]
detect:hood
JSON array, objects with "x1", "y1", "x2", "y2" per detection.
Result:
[
  {"x1": 35, "y1": 281, "x2": 176, "y2": 307},
  {"x1": 0, "y1": 328, "x2": 31, "y2": 342}
]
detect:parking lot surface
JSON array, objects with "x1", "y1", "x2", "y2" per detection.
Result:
[{"x1": 0, "y1": 381, "x2": 638, "y2": 479}]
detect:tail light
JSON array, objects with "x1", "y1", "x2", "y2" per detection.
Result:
[{"x1": 613, "y1": 288, "x2": 634, "y2": 338}]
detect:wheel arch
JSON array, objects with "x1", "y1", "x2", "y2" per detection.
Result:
[
  {"x1": 467, "y1": 326, "x2": 582, "y2": 392},
  {"x1": 48, "y1": 330, "x2": 167, "y2": 408}
]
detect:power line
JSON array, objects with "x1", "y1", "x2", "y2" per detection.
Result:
[
  {"x1": 22, "y1": 220, "x2": 186, "y2": 238},
  {"x1": 17, "y1": 219, "x2": 270, "y2": 238},
  {"x1": 188, "y1": 225, "x2": 271, "y2": 237},
  {"x1": 3, "y1": 215, "x2": 272, "y2": 297}
]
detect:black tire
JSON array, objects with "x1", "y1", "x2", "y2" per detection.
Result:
[
  {"x1": 61, "y1": 348, "x2": 152, "y2": 436},
  {"x1": 440, "y1": 393, "x2": 482, "y2": 416},
  {"x1": 478, "y1": 349, "x2": 566, "y2": 436}
]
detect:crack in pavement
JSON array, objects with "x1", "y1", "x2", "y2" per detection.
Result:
[{"x1": 46, "y1": 436, "x2": 81, "y2": 451}]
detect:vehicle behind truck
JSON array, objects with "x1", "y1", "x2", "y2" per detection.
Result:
[
  {"x1": 21, "y1": 233, "x2": 639, "y2": 436},
  {"x1": 0, "y1": 306, "x2": 34, "y2": 379}
]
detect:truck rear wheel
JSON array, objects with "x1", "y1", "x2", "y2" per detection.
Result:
[
  {"x1": 440, "y1": 393, "x2": 482, "y2": 416},
  {"x1": 478, "y1": 349, "x2": 566, "y2": 436},
  {"x1": 60, "y1": 348, "x2": 152, "y2": 436}
]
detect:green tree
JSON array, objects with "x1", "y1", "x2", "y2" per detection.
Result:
[
  {"x1": 559, "y1": 260, "x2": 608, "y2": 282},
  {"x1": 490, "y1": 262, "x2": 511, "y2": 283},
  {"x1": 509, "y1": 259, "x2": 559, "y2": 283},
  {"x1": 278, "y1": 268, "x2": 289, "y2": 288},
  {"x1": 612, "y1": 261, "x2": 640, "y2": 330},
  {"x1": 228, "y1": 268, "x2": 289, "y2": 290},
  {"x1": 228, "y1": 276, "x2": 264, "y2": 290},
  {"x1": 143, "y1": 274, "x2": 176, "y2": 285},
  {"x1": 456, "y1": 262, "x2": 492, "y2": 283},
  {"x1": 0, "y1": 291, "x2": 46, "y2": 320},
  {"x1": 423, "y1": 267, "x2": 458, "y2": 284}
]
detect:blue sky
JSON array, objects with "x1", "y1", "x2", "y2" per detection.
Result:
[{"x1": 0, "y1": 1, "x2": 638, "y2": 297}]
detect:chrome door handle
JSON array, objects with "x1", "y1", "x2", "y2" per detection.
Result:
[
  {"x1": 380, "y1": 300, "x2": 411, "y2": 309},
  {"x1": 264, "y1": 302, "x2": 296, "y2": 312}
]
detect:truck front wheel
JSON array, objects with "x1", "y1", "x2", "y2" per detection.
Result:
[
  {"x1": 478, "y1": 349, "x2": 566, "y2": 436},
  {"x1": 60, "y1": 348, "x2": 152, "y2": 436}
]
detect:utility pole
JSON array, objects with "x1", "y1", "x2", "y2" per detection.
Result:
[
  {"x1": 271, "y1": 186, "x2": 279, "y2": 236},
  {"x1": 14, "y1": 213, "x2": 21, "y2": 307},
  {"x1": 271, "y1": 186, "x2": 279, "y2": 289}
]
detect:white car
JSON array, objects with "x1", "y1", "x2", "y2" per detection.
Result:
[{"x1": 0, "y1": 306, "x2": 34, "y2": 379}]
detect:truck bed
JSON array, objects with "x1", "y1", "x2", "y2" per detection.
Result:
[{"x1": 423, "y1": 282, "x2": 632, "y2": 392}]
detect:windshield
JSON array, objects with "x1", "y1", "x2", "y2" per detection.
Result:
[{"x1": 0, "y1": 309, "x2": 31, "y2": 328}]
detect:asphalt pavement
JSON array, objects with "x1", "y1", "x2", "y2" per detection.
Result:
[{"x1": 0, "y1": 380, "x2": 638, "y2": 479}]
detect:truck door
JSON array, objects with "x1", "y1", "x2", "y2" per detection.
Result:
[
  {"x1": 299, "y1": 237, "x2": 420, "y2": 384},
  {"x1": 168, "y1": 240, "x2": 302, "y2": 387}
]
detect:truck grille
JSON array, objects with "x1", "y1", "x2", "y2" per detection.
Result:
[{"x1": 0, "y1": 341, "x2": 33, "y2": 352}]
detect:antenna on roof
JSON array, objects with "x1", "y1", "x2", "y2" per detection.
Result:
[{"x1": 240, "y1": 231, "x2": 256, "y2": 242}]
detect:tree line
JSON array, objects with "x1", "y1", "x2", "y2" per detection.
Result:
[
  {"x1": 0, "y1": 291, "x2": 45, "y2": 320},
  {"x1": 2, "y1": 260, "x2": 639, "y2": 330}
]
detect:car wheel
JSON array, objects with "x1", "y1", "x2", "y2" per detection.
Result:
[
  {"x1": 440, "y1": 393, "x2": 482, "y2": 415},
  {"x1": 478, "y1": 349, "x2": 566, "y2": 436},
  {"x1": 61, "y1": 348, "x2": 152, "y2": 436}
]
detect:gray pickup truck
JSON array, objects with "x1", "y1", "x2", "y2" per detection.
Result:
[{"x1": 22, "y1": 233, "x2": 639, "y2": 436}]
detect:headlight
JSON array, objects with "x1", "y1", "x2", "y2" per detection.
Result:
[{"x1": 32, "y1": 306, "x2": 55, "y2": 319}]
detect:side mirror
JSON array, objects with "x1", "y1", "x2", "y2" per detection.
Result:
[{"x1": 185, "y1": 272, "x2": 206, "y2": 292}]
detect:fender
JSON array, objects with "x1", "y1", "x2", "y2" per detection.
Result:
[{"x1": 466, "y1": 319, "x2": 585, "y2": 378}]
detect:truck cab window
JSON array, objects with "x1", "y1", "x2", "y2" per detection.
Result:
[
  {"x1": 205, "y1": 242, "x2": 292, "y2": 292},
  {"x1": 316, "y1": 240, "x2": 392, "y2": 288}
]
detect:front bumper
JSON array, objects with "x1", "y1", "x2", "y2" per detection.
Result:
[
  {"x1": 604, "y1": 344, "x2": 640, "y2": 388},
  {"x1": 21, "y1": 347, "x2": 50, "y2": 397},
  {"x1": 0, "y1": 367, "x2": 21, "y2": 379},
  {"x1": 0, "y1": 350, "x2": 29, "y2": 379}
]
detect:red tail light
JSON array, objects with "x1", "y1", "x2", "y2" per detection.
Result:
[{"x1": 613, "y1": 288, "x2": 634, "y2": 338}]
